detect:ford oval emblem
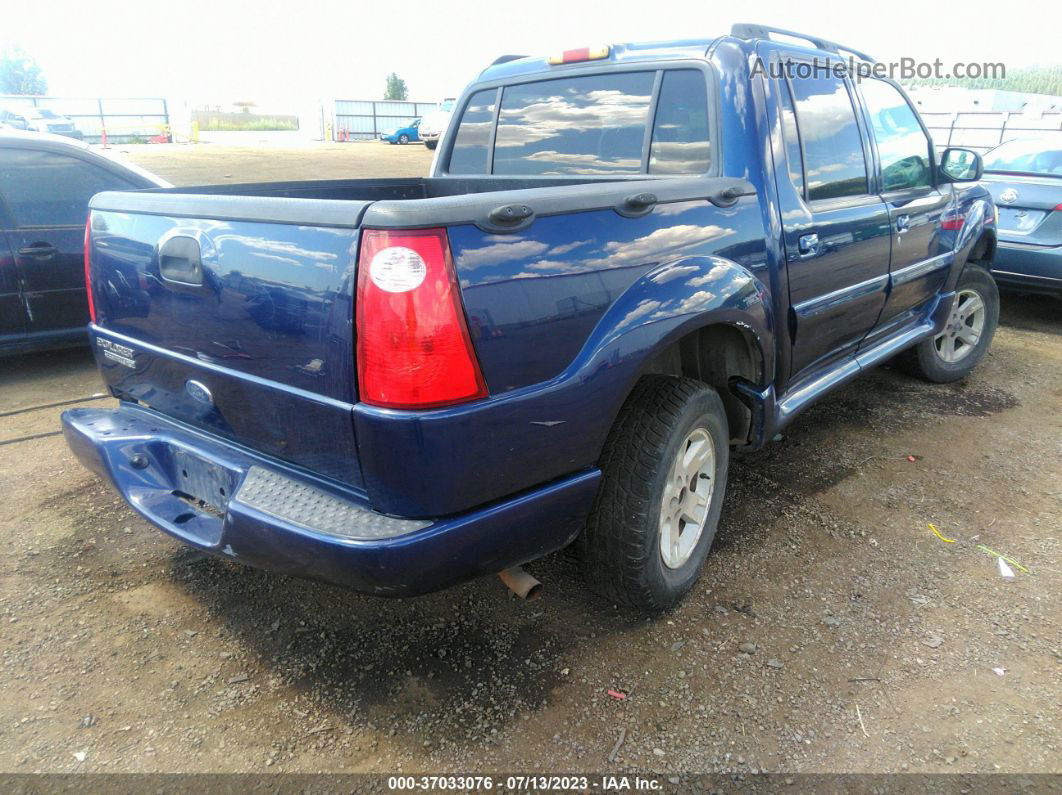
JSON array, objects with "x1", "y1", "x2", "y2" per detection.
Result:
[
  {"x1": 185, "y1": 380, "x2": 213, "y2": 406},
  {"x1": 999, "y1": 188, "x2": 1018, "y2": 204}
]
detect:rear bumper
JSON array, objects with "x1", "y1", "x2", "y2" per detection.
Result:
[
  {"x1": 61, "y1": 404, "x2": 600, "y2": 596},
  {"x1": 992, "y1": 241, "x2": 1062, "y2": 293}
]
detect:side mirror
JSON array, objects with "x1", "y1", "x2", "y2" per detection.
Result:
[{"x1": 940, "y1": 148, "x2": 983, "y2": 182}]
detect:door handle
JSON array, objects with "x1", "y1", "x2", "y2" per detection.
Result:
[
  {"x1": 895, "y1": 214, "x2": 910, "y2": 233},
  {"x1": 18, "y1": 242, "x2": 59, "y2": 258},
  {"x1": 797, "y1": 233, "x2": 819, "y2": 257}
]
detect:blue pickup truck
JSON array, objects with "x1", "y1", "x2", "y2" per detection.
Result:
[{"x1": 63, "y1": 25, "x2": 998, "y2": 612}]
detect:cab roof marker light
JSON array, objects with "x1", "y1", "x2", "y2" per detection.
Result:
[{"x1": 547, "y1": 46, "x2": 610, "y2": 65}]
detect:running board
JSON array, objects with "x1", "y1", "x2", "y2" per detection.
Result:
[
  {"x1": 777, "y1": 320, "x2": 935, "y2": 422},
  {"x1": 731, "y1": 292, "x2": 953, "y2": 449}
]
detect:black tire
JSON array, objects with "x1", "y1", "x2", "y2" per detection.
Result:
[
  {"x1": 424, "y1": 140, "x2": 438, "y2": 151},
  {"x1": 903, "y1": 263, "x2": 999, "y2": 383},
  {"x1": 398, "y1": 134, "x2": 409, "y2": 144},
  {"x1": 578, "y1": 376, "x2": 729, "y2": 613}
]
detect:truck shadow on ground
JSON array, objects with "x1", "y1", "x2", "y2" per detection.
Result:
[
  {"x1": 142, "y1": 349, "x2": 1017, "y2": 748},
  {"x1": 730, "y1": 361, "x2": 1018, "y2": 503},
  {"x1": 165, "y1": 547, "x2": 631, "y2": 742},
  {"x1": 114, "y1": 291, "x2": 1033, "y2": 749},
  {"x1": 33, "y1": 292, "x2": 1043, "y2": 754}
]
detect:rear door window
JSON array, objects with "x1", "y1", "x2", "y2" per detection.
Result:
[
  {"x1": 447, "y1": 69, "x2": 716, "y2": 176},
  {"x1": 0, "y1": 148, "x2": 137, "y2": 227},
  {"x1": 492, "y1": 72, "x2": 655, "y2": 175},
  {"x1": 788, "y1": 68, "x2": 869, "y2": 201}
]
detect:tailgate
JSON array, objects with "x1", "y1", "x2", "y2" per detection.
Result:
[{"x1": 87, "y1": 194, "x2": 367, "y2": 488}]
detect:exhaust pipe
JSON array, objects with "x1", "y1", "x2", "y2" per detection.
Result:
[{"x1": 498, "y1": 567, "x2": 542, "y2": 600}]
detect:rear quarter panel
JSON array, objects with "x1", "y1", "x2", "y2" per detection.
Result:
[
  {"x1": 451, "y1": 198, "x2": 770, "y2": 393},
  {"x1": 356, "y1": 195, "x2": 774, "y2": 517}
]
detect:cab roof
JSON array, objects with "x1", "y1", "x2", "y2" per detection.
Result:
[
  {"x1": 477, "y1": 24, "x2": 877, "y2": 84},
  {"x1": 478, "y1": 38, "x2": 723, "y2": 83}
]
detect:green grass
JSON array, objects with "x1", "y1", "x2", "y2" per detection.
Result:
[{"x1": 194, "y1": 112, "x2": 299, "y2": 132}]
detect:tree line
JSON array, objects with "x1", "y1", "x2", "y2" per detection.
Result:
[{"x1": 905, "y1": 66, "x2": 1062, "y2": 98}]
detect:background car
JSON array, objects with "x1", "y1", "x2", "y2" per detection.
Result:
[
  {"x1": 980, "y1": 137, "x2": 1062, "y2": 295},
  {"x1": 23, "y1": 107, "x2": 84, "y2": 139},
  {"x1": 1, "y1": 130, "x2": 168, "y2": 355},
  {"x1": 0, "y1": 108, "x2": 31, "y2": 130},
  {"x1": 379, "y1": 118, "x2": 420, "y2": 144},
  {"x1": 419, "y1": 98, "x2": 455, "y2": 150}
]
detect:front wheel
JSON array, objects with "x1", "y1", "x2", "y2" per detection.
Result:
[
  {"x1": 424, "y1": 140, "x2": 437, "y2": 150},
  {"x1": 578, "y1": 376, "x2": 729, "y2": 613},
  {"x1": 903, "y1": 263, "x2": 999, "y2": 383}
]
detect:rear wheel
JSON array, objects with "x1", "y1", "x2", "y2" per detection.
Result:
[
  {"x1": 398, "y1": 134, "x2": 409, "y2": 144},
  {"x1": 903, "y1": 263, "x2": 999, "y2": 382},
  {"x1": 579, "y1": 376, "x2": 729, "y2": 613}
]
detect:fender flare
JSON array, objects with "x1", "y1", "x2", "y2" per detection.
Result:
[
  {"x1": 945, "y1": 195, "x2": 996, "y2": 291},
  {"x1": 565, "y1": 254, "x2": 775, "y2": 439}
]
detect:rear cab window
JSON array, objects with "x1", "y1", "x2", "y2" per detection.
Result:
[
  {"x1": 446, "y1": 66, "x2": 714, "y2": 176},
  {"x1": 449, "y1": 89, "x2": 498, "y2": 175}
]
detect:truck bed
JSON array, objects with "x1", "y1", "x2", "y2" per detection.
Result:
[{"x1": 86, "y1": 173, "x2": 755, "y2": 510}]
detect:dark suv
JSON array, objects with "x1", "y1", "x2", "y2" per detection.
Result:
[{"x1": 1, "y1": 131, "x2": 166, "y2": 355}]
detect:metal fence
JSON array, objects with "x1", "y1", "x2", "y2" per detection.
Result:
[
  {"x1": 0, "y1": 95, "x2": 170, "y2": 143},
  {"x1": 922, "y1": 110, "x2": 1062, "y2": 153},
  {"x1": 333, "y1": 99, "x2": 439, "y2": 140}
]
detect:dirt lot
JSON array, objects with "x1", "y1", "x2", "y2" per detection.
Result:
[
  {"x1": 0, "y1": 145, "x2": 1059, "y2": 778},
  {"x1": 121, "y1": 141, "x2": 433, "y2": 184}
]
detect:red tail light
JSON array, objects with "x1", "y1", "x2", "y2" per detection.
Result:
[
  {"x1": 83, "y1": 214, "x2": 96, "y2": 323},
  {"x1": 356, "y1": 228, "x2": 487, "y2": 409},
  {"x1": 1054, "y1": 203, "x2": 1062, "y2": 212}
]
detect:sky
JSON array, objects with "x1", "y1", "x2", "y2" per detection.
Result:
[{"x1": 3, "y1": 0, "x2": 1057, "y2": 106}]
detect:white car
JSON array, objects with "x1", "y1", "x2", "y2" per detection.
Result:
[
  {"x1": 418, "y1": 98, "x2": 455, "y2": 151},
  {"x1": 23, "y1": 108, "x2": 84, "y2": 140}
]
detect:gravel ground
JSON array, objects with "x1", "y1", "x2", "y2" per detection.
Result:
[
  {"x1": 0, "y1": 144, "x2": 1059, "y2": 777},
  {"x1": 118, "y1": 141, "x2": 432, "y2": 185}
]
